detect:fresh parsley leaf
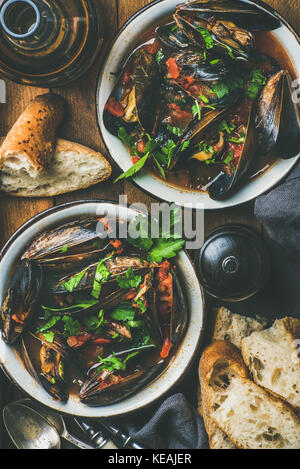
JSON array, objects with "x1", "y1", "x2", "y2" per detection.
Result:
[
  {"x1": 91, "y1": 255, "x2": 113, "y2": 299},
  {"x1": 117, "y1": 268, "x2": 142, "y2": 290},
  {"x1": 36, "y1": 316, "x2": 60, "y2": 334},
  {"x1": 196, "y1": 26, "x2": 214, "y2": 50},
  {"x1": 60, "y1": 245, "x2": 68, "y2": 253},
  {"x1": 167, "y1": 125, "x2": 184, "y2": 137},
  {"x1": 223, "y1": 150, "x2": 235, "y2": 167},
  {"x1": 114, "y1": 153, "x2": 150, "y2": 182},
  {"x1": 83, "y1": 310, "x2": 104, "y2": 335},
  {"x1": 148, "y1": 238, "x2": 185, "y2": 263},
  {"x1": 127, "y1": 214, "x2": 154, "y2": 251},
  {"x1": 42, "y1": 331, "x2": 55, "y2": 343},
  {"x1": 62, "y1": 268, "x2": 87, "y2": 293},
  {"x1": 62, "y1": 316, "x2": 81, "y2": 338},
  {"x1": 246, "y1": 69, "x2": 267, "y2": 100},
  {"x1": 192, "y1": 100, "x2": 202, "y2": 120},
  {"x1": 156, "y1": 50, "x2": 164, "y2": 64},
  {"x1": 110, "y1": 302, "x2": 136, "y2": 322}
]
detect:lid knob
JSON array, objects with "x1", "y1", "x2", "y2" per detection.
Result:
[{"x1": 197, "y1": 224, "x2": 270, "y2": 302}]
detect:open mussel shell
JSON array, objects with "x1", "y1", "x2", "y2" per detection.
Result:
[
  {"x1": 175, "y1": 1, "x2": 281, "y2": 31},
  {"x1": 207, "y1": 100, "x2": 256, "y2": 200},
  {"x1": 79, "y1": 361, "x2": 166, "y2": 406},
  {"x1": 103, "y1": 46, "x2": 160, "y2": 137},
  {"x1": 157, "y1": 22, "x2": 191, "y2": 49},
  {"x1": 256, "y1": 70, "x2": 300, "y2": 159},
  {"x1": 19, "y1": 332, "x2": 69, "y2": 402},
  {"x1": 0, "y1": 260, "x2": 42, "y2": 345},
  {"x1": 51, "y1": 256, "x2": 150, "y2": 295},
  {"x1": 163, "y1": 49, "x2": 231, "y2": 82},
  {"x1": 22, "y1": 218, "x2": 119, "y2": 271},
  {"x1": 170, "y1": 107, "x2": 229, "y2": 169},
  {"x1": 174, "y1": 1, "x2": 266, "y2": 60},
  {"x1": 145, "y1": 267, "x2": 188, "y2": 355}
]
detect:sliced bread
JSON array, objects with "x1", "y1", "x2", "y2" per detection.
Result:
[
  {"x1": 200, "y1": 341, "x2": 300, "y2": 449},
  {"x1": 198, "y1": 308, "x2": 268, "y2": 449},
  {"x1": 199, "y1": 341, "x2": 249, "y2": 449},
  {"x1": 213, "y1": 307, "x2": 268, "y2": 349},
  {"x1": 242, "y1": 317, "x2": 300, "y2": 410},
  {"x1": 0, "y1": 139, "x2": 111, "y2": 197}
]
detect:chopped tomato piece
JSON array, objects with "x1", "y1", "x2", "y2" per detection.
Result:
[
  {"x1": 67, "y1": 332, "x2": 92, "y2": 349},
  {"x1": 136, "y1": 140, "x2": 146, "y2": 154},
  {"x1": 131, "y1": 156, "x2": 140, "y2": 164},
  {"x1": 160, "y1": 336, "x2": 173, "y2": 359},
  {"x1": 166, "y1": 58, "x2": 180, "y2": 79},
  {"x1": 124, "y1": 289, "x2": 137, "y2": 300},
  {"x1": 145, "y1": 40, "x2": 160, "y2": 55},
  {"x1": 12, "y1": 313, "x2": 26, "y2": 324},
  {"x1": 104, "y1": 97, "x2": 124, "y2": 118},
  {"x1": 93, "y1": 338, "x2": 112, "y2": 345}
]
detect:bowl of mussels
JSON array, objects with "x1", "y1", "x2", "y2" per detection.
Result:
[
  {"x1": 98, "y1": 0, "x2": 300, "y2": 209},
  {"x1": 0, "y1": 201, "x2": 204, "y2": 418}
]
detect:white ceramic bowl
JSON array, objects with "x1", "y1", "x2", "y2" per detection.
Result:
[
  {"x1": 97, "y1": 0, "x2": 300, "y2": 210},
  {"x1": 0, "y1": 201, "x2": 205, "y2": 418}
]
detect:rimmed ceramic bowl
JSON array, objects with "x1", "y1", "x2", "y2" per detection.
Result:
[
  {"x1": 96, "y1": 0, "x2": 300, "y2": 210},
  {"x1": 0, "y1": 200, "x2": 205, "y2": 418}
]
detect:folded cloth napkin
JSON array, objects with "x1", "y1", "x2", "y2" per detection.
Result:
[
  {"x1": 254, "y1": 160, "x2": 300, "y2": 315},
  {"x1": 116, "y1": 393, "x2": 209, "y2": 450}
]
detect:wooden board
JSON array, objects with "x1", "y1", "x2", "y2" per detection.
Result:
[{"x1": 0, "y1": 0, "x2": 298, "y2": 448}]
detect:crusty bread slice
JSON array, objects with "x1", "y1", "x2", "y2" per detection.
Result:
[
  {"x1": 242, "y1": 317, "x2": 300, "y2": 410},
  {"x1": 0, "y1": 138, "x2": 111, "y2": 197},
  {"x1": 200, "y1": 341, "x2": 300, "y2": 449},
  {"x1": 213, "y1": 307, "x2": 268, "y2": 349},
  {"x1": 198, "y1": 308, "x2": 268, "y2": 449},
  {"x1": 212, "y1": 377, "x2": 300, "y2": 449},
  {"x1": 199, "y1": 341, "x2": 249, "y2": 450},
  {"x1": 0, "y1": 94, "x2": 65, "y2": 176}
]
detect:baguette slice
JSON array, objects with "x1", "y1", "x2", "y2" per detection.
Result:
[
  {"x1": 199, "y1": 341, "x2": 249, "y2": 449},
  {"x1": 0, "y1": 139, "x2": 111, "y2": 197},
  {"x1": 198, "y1": 308, "x2": 268, "y2": 449},
  {"x1": 0, "y1": 94, "x2": 65, "y2": 176},
  {"x1": 213, "y1": 307, "x2": 268, "y2": 349},
  {"x1": 200, "y1": 341, "x2": 300, "y2": 449},
  {"x1": 242, "y1": 317, "x2": 300, "y2": 410}
]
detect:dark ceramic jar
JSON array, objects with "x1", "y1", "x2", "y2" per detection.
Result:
[{"x1": 197, "y1": 224, "x2": 270, "y2": 302}]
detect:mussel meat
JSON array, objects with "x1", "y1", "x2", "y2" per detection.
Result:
[
  {"x1": 1, "y1": 260, "x2": 42, "y2": 344},
  {"x1": 103, "y1": 45, "x2": 160, "y2": 139},
  {"x1": 20, "y1": 331, "x2": 69, "y2": 402}
]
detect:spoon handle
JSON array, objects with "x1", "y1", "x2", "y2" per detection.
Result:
[
  {"x1": 74, "y1": 419, "x2": 118, "y2": 449},
  {"x1": 63, "y1": 431, "x2": 95, "y2": 450}
]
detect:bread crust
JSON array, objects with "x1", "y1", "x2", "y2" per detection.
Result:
[{"x1": 0, "y1": 94, "x2": 65, "y2": 172}]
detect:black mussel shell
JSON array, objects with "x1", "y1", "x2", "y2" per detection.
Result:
[
  {"x1": 157, "y1": 22, "x2": 191, "y2": 49},
  {"x1": 79, "y1": 361, "x2": 166, "y2": 406},
  {"x1": 256, "y1": 70, "x2": 300, "y2": 159},
  {"x1": 1, "y1": 260, "x2": 42, "y2": 344}
]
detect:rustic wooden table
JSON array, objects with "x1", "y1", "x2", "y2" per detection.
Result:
[{"x1": 0, "y1": 0, "x2": 298, "y2": 449}]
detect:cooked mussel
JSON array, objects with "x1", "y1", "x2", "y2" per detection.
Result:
[
  {"x1": 196, "y1": 99, "x2": 257, "y2": 200},
  {"x1": 144, "y1": 262, "x2": 188, "y2": 358},
  {"x1": 22, "y1": 218, "x2": 116, "y2": 271},
  {"x1": 103, "y1": 46, "x2": 161, "y2": 138},
  {"x1": 20, "y1": 331, "x2": 69, "y2": 402},
  {"x1": 1, "y1": 260, "x2": 42, "y2": 344},
  {"x1": 174, "y1": 0, "x2": 280, "y2": 60},
  {"x1": 175, "y1": 1, "x2": 281, "y2": 32},
  {"x1": 157, "y1": 22, "x2": 191, "y2": 49},
  {"x1": 51, "y1": 256, "x2": 150, "y2": 295},
  {"x1": 255, "y1": 70, "x2": 300, "y2": 159},
  {"x1": 163, "y1": 49, "x2": 231, "y2": 82},
  {"x1": 79, "y1": 360, "x2": 166, "y2": 406}
]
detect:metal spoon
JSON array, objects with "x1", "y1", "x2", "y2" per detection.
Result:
[
  {"x1": 16, "y1": 399, "x2": 95, "y2": 449},
  {"x1": 3, "y1": 402, "x2": 61, "y2": 449}
]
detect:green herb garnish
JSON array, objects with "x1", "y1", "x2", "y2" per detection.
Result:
[{"x1": 117, "y1": 267, "x2": 142, "y2": 290}]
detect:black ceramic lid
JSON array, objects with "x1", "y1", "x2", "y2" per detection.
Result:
[{"x1": 198, "y1": 224, "x2": 270, "y2": 302}]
